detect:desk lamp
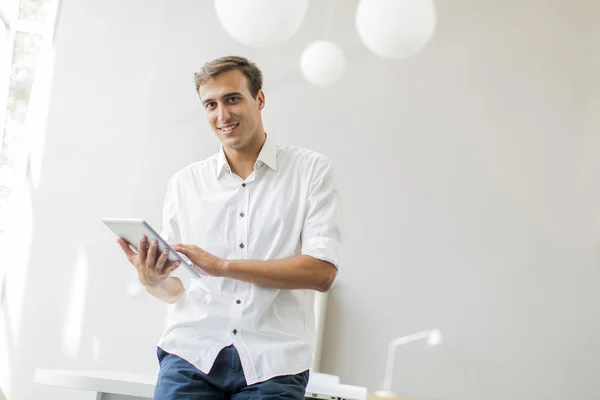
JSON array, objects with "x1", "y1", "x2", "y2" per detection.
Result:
[{"x1": 375, "y1": 329, "x2": 442, "y2": 398}]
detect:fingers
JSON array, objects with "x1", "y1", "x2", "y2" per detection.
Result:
[
  {"x1": 173, "y1": 244, "x2": 191, "y2": 251},
  {"x1": 155, "y1": 247, "x2": 170, "y2": 272},
  {"x1": 162, "y1": 259, "x2": 182, "y2": 276},
  {"x1": 146, "y1": 239, "x2": 158, "y2": 269},
  {"x1": 173, "y1": 244, "x2": 193, "y2": 255},
  {"x1": 138, "y1": 235, "x2": 148, "y2": 263}
]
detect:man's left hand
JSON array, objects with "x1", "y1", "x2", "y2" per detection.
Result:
[{"x1": 173, "y1": 244, "x2": 226, "y2": 277}]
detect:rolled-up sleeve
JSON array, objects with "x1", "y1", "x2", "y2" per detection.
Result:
[
  {"x1": 160, "y1": 177, "x2": 192, "y2": 290},
  {"x1": 301, "y1": 157, "x2": 342, "y2": 269}
]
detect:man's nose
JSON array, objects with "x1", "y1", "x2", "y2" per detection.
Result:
[{"x1": 217, "y1": 105, "x2": 231, "y2": 123}]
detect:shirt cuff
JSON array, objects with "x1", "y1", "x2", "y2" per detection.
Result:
[{"x1": 301, "y1": 236, "x2": 341, "y2": 269}]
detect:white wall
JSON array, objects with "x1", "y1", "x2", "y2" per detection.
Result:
[{"x1": 2, "y1": 0, "x2": 600, "y2": 399}]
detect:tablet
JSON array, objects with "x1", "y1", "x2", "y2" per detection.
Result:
[{"x1": 101, "y1": 217, "x2": 201, "y2": 278}]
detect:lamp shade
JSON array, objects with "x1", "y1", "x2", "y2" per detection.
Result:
[
  {"x1": 214, "y1": 0, "x2": 309, "y2": 47},
  {"x1": 428, "y1": 329, "x2": 442, "y2": 346},
  {"x1": 355, "y1": 0, "x2": 437, "y2": 59},
  {"x1": 300, "y1": 40, "x2": 346, "y2": 86}
]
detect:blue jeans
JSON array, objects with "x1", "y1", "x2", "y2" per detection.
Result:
[{"x1": 154, "y1": 346, "x2": 310, "y2": 399}]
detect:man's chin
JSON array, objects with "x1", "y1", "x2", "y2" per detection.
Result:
[{"x1": 221, "y1": 137, "x2": 243, "y2": 150}]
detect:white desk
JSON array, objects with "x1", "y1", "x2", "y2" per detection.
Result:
[
  {"x1": 34, "y1": 369, "x2": 155, "y2": 400},
  {"x1": 34, "y1": 369, "x2": 368, "y2": 400}
]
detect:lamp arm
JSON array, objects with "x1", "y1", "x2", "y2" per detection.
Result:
[{"x1": 381, "y1": 330, "x2": 432, "y2": 391}]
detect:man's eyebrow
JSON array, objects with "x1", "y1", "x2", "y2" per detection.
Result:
[{"x1": 202, "y1": 92, "x2": 243, "y2": 105}]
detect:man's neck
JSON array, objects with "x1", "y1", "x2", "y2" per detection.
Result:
[{"x1": 224, "y1": 133, "x2": 266, "y2": 180}]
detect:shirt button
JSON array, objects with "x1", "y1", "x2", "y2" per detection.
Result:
[
  {"x1": 240, "y1": 212, "x2": 245, "y2": 217},
  {"x1": 233, "y1": 329, "x2": 238, "y2": 335},
  {"x1": 241, "y1": 183, "x2": 246, "y2": 187},
  {"x1": 236, "y1": 300, "x2": 241, "y2": 304},
  {"x1": 239, "y1": 243, "x2": 244, "y2": 249}
]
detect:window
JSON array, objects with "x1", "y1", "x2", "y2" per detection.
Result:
[
  {"x1": 0, "y1": 0, "x2": 59, "y2": 271},
  {"x1": 0, "y1": 0, "x2": 57, "y2": 241}
]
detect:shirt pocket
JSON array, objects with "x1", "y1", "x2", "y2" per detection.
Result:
[{"x1": 191, "y1": 193, "x2": 236, "y2": 258}]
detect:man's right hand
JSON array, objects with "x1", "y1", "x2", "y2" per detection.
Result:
[{"x1": 117, "y1": 235, "x2": 181, "y2": 288}]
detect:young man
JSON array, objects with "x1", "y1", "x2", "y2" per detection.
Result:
[{"x1": 117, "y1": 56, "x2": 341, "y2": 399}]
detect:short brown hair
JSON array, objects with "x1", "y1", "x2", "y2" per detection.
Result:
[{"x1": 194, "y1": 56, "x2": 263, "y2": 98}]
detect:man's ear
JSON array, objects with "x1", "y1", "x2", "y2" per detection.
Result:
[{"x1": 257, "y1": 90, "x2": 266, "y2": 110}]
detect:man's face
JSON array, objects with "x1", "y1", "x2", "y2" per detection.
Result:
[{"x1": 199, "y1": 69, "x2": 265, "y2": 151}]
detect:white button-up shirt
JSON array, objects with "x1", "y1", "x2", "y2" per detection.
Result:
[{"x1": 157, "y1": 135, "x2": 341, "y2": 385}]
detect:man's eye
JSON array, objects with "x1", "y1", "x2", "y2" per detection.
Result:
[
  {"x1": 206, "y1": 102, "x2": 216, "y2": 109},
  {"x1": 227, "y1": 97, "x2": 240, "y2": 103}
]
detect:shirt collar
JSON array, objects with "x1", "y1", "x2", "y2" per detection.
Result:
[
  {"x1": 216, "y1": 134, "x2": 278, "y2": 179},
  {"x1": 216, "y1": 147, "x2": 229, "y2": 178},
  {"x1": 256, "y1": 134, "x2": 278, "y2": 172}
]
